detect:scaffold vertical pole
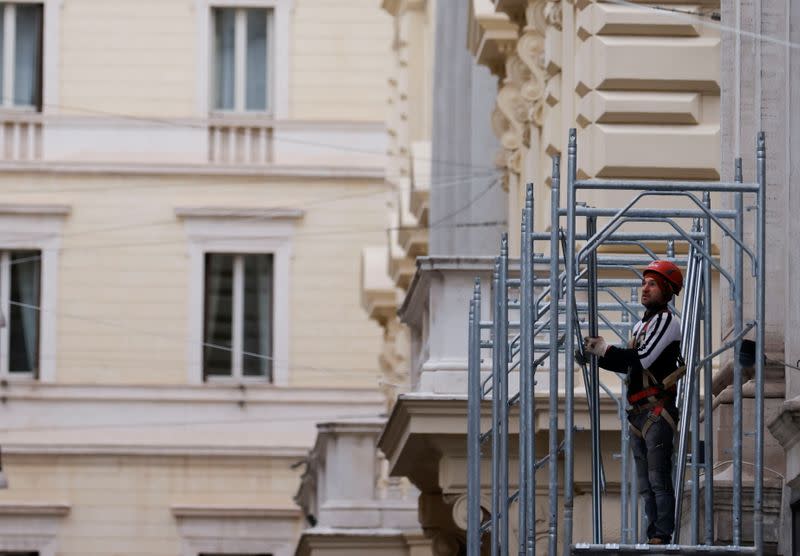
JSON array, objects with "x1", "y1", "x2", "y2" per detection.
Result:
[
  {"x1": 703, "y1": 191, "x2": 715, "y2": 545},
  {"x1": 491, "y1": 261, "x2": 501, "y2": 556},
  {"x1": 499, "y1": 235, "x2": 510, "y2": 555},
  {"x1": 467, "y1": 279, "x2": 481, "y2": 556},
  {"x1": 524, "y1": 187, "x2": 536, "y2": 555},
  {"x1": 691, "y1": 223, "x2": 702, "y2": 545},
  {"x1": 733, "y1": 156, "x2": 744, "y2": 546},
  {"x1": 586, "y1": 214, "x2": 603, "y2": 543},
  {"x1": 548, "y1": 155, "x2": 561, "y2": 556},
  {"x1": 563, "y1": 128, "x2": 577, "y2": 554},
  {"x1": 754, "y1": 131, "x2": 765, "y2": 555}
]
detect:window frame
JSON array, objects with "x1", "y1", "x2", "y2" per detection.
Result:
[
  {"x1": 202, "y1": 252, "x2": 275, "y2": 382},
  {"x1": 0, "y1": 204, "x2": 66, "y2": 383},
  {"x1": 0, "y1": 0, "x2": 60, "y2": 114},
  {"x1": 178, "y1": 207, "x2": 301, "y2": 387},
  {"x1": 210, "y1": 6, "x2": 274, "y2": 115},
  {"x1": 0, "y1": 249, "x2": 41, "y2": 378},
  {"x1": 196, "y1": 0, "x2": 291, "y2": 119}
]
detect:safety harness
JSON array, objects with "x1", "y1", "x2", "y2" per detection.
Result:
[{"x1": 626, "y1": 312, "x2": 685, "y2": 439}]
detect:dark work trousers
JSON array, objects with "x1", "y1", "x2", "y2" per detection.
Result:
[{"x1": 629, "y1": 408, "x2": 678, "y2": 542}]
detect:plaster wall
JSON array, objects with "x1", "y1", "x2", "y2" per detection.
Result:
[
  {"x1": 0, "y1": 452, "x2": 302, "y2": 556},
  {"x1": 0, "y1": 172, "x2": 387, "y2": 387},
  {"x1": 57, "y1": 0, "x2": 391, "y2": 120}
]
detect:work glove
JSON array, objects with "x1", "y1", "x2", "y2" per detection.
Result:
[
  {"x1": 582, "y1": 336, "x2": 608, "y2": 358},
  {"x1": 574, "y1": 348, "x2": 588, "y2": 366}
]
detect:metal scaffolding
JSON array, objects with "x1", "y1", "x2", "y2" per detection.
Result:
[{"x1": 466, "y1": 129, "x2": 766, "y2": 555}]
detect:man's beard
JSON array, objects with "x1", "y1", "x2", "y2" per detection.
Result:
[{"x1": 643, "y1": 297, "x2": 669, "y2": 312}]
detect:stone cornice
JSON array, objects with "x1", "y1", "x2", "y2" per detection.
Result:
[
  {"x1": 175, "y1": 206, "x2": 305, "y2": 220},
  {"x1": 0, "y1": 382, "x2": 385, "y2": 405},
  {"x1": 768, "y1": 395, "x2": 800, "y2": 450},
  {"x1": 378, "y1": 392, "x2": 621, "y2": 491},
  {"x1": 172, "y1": 505, "x2": 300, "y2": 519},
  {"x1": 0, "y1": 502, "x2": 70, "y2": 516},
  {"x1": 468, "y1": 0, "x2": 519, "y2": 77},
  {"x1": 397, "y1": 257, "x2": 496, "y2": 328},
  {"x1": 382, "y1": 0, "x2": 426, "y2": 16},
  {"x1": 0, "y1": 203, "x2": 70, "y2": 216},
  {"x1": 0, "y1": 161, "x2": 385, "y2": 180}
]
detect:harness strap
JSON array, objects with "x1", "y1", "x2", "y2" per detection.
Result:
[{"x1": 629, "y1": 405, "x2": 678, "y2": 440}]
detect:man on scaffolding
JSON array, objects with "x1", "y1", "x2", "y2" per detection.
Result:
[{"x1": 582, "y1": 260, "x2": 684, "y2": 545}]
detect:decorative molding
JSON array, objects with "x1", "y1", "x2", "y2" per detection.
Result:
[
  {"x1": 768, "y1": 396, "x2": 800, "y2": 450},
  {"x1": 0, "y1": 160, "x2": 385, "y2": 179},
  {"x1": 175, "y1": 207, "x2": 305, "y2": 220},
  {"x1": 0, "y1": 500, "x2": 69, "y2": 556},
  {"x1": 0, "y1": 503, "x2": 69, "y2": 516},
  {"x1": 172, "y1": 505, "x2": 300, "y2": 519},
  {"x1": 0, "y1": 204, "x2": 69, "y2": 216},
  {"x1": 517, "y1": 0, "x2": 548, "y2": 126},
  {"x1": 468, "y1": 1, "x2": 519, "y2": 77},
  {"x1": 174, "y1": 501, "x2": 299, "y2": 556},
  {"x1": 3, "y1": 443, "x2": 309, "y2": 458}
]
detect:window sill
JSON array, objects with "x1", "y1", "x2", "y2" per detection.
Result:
[{"x1": 204, "y1": 376, "x2": 274, "y2": 387}]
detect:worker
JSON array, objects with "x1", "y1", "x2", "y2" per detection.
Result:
[{"x1": 582, "y1": 260, "x2": 684, "y2": 545}]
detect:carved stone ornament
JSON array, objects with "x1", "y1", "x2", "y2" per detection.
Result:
[
  {"x1": 517, "y1": 0, "x2": 548, "y2": 127},
  {"x1": 451, "y1": 493, "x2": 492, "y2": 531},
  {"x1": 545, "y1": 0, "x2": 563, "y2": 30}
]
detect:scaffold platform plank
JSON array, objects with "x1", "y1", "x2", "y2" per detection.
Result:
[{"x1": 572, "y1": 544, "x2": 757, "y2": 556}]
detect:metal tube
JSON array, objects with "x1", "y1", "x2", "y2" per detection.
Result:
[
  {"x1": 703, "y1": 192, "x2": 715, "y2": 545},
  {"x1": 586, "y1": 215, "x2": 603, "y2": 542},
  {"x1": 690, "y1": 222, "x2": 703, "y2": 545},
  {"x1": 548, "y1": 155, "x2": 560, "y2": 556},
  {"x1": 754, "y1": 132, "x2": 765, "y2": 553},
  {"x1": 691, "y1": 318, "x2": 701, "y2": 544},
  {"x1": 491, "y1": 262, "x2": 501, "y2": 556},
  {"x1": 574, "y1": 179, "x2": 759, "y2": 193},
  {"x1": 620, "y1": 373, "x2": 629, "y2": 543},
  {"x1": 499, "y1": 235, "x2": 510, "y2": 555},
  {"x1": 570, "y1": 207, "x2": 738, "y2": 219},
  {"x1": 526, "y1": 188, "x2": 536, "y2": 556},
  {"x1": 563, "y1": 129, "x2": 577, "y2": 554},
  {"x1": 518, "y1": 210, "x2": 529, "y2": 556},
  {"x1": 468, "y1": 281, "x2": 482, "y2": 556},
  {"x1": 673, "y1": 254, "x2": 703, "y2": 542},
  {"x1": 733, "y1": 157, "x2": 744, "y2": 545}
]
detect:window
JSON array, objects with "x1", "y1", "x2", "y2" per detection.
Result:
[
  {"x1": 212, "y1": 7, "x2": 272, "y2": 113},
  {"x1": 0, "y1": 3, "x2": 43, "y2": 110},
  {"x1": 0, "y1": 250, "x2": 40, "y2": 377},
  {"x1": 203, "y1": 253, "x2": 273, "y2": 381}
]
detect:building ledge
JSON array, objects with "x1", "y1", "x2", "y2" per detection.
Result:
[
  {"x1": 172, "y1": 505, "x2": 300, "y2": 519},
  {"x1": 0, "y1": 502, "x2": 70, "y2": 516},
  {"x1": 768, "y1": 394, "x2": 800, "y2": 450},
  {"x1": 378, "y1": 392, "x2": 622, "y2": 492},
  {"x1": 468, "y1": 0, "x2": 519, "y2": 76},
  {"x1": 360, "y1": 247, "x2": 397, "y2": 325}
]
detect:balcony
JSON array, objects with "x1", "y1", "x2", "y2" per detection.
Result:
[
  {"x1": 0, "y1": 111, "x2": 43, "y2": 162},
  {"x1": 207, "y1": 116, "x2": 274, "y2": 165},
  {"x1": 0, "y1": 114, "x2": 385, "y2": 174}
]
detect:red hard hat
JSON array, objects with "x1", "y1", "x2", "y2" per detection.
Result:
[{"x1": 643, "y1": 260, "x2": 683, "y2": 296}]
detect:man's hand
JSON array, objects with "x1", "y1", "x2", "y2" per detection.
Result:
[{"x1": 583, "y1": 336, "x2": 608, "y2": 357}]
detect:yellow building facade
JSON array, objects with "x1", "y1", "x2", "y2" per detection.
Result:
[{"x1": 0, "y1": 1, "x2": 394, "y2": 555}]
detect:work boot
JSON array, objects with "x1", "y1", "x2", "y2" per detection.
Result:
[{"x1": 647, "y1": 537, "x2": 666, "y2": 545}]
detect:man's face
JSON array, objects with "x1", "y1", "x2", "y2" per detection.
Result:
[{"x1": 641, "y1": 275, "x2": 667, "y2": 309}]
